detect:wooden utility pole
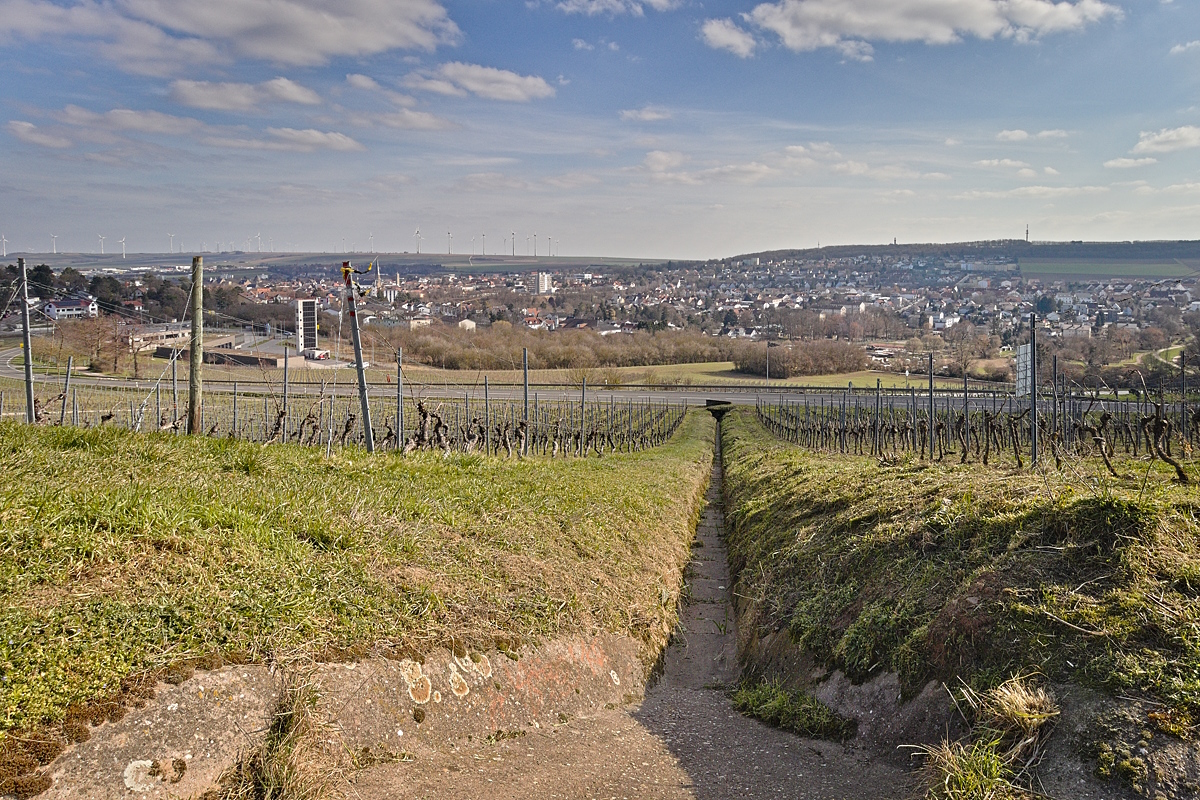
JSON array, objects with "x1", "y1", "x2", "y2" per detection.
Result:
[
  {"x1": 523, "y1": 347, "x2": 529, "y2": 456},
  {"x1": 19, "y1": 258, "x2": 34, "y2": 422},
  {"x1": 187, "y1": 256, "x2": 203, "y2": 434},
  {"x1": 396, "y1": 348, "x2": 403, "y2": 450},
  {"x1": 1030, "y1": 312, "x2": 1038, "y2": 467},
  {"x1": 928, "y1": 352, "x2": 934, "y2": 459},
  {"x1": 343, "y1": 261, "x2": 374, "y2": 452}
]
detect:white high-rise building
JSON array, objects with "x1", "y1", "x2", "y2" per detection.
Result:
[
  {"x1": 296, "y1": 299, "x2": 319, "y2": 351},
  {"x1": 536, "y1": 272, "x2": 553, "y2": 295}
]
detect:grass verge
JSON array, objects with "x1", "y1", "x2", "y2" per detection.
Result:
[
  {"x1": 720, "y1": 407, "x2": 1200, "y2": 790},
  {"x1": 0, "y1": 410, "x2": 713, "y2": 744}
]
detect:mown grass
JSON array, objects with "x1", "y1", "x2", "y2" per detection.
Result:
[
  {"x1": 720, "y1": 407, "x2": 1200, "y2": 724},
  {"x1": 0, "y1": 411, "x2": 714, "y2": 737}
]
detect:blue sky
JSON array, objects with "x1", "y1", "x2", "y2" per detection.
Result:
[{"x1": 1, "y1": 0, "x2": 1199, "y2": 259}]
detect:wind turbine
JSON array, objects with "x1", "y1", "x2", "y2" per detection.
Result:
[
  {"x1": 414, "y1": 227, "x2": 421, "y2": 254},
  {"x1": 533, "y1": 233, "x2": 538, "y2": 257},
  {"x1": 482, "y1": 233, "x2": 486, "y2": 255},
  {"x1": 511, "y1": 231, "x2": 515, "y2": 257},
  {"x1": 342, "y1": 236, "x2": 346, "y2": 254},
  {"x1": 167, "y1": 233, "x2": 175, "y2": 253},
  {"x1": 51, "y1": 234, "x2": 57, "y2": 254},
  {"x1": 470, "y1": 236, "x2": 475, "y2": 255},
  {"x1": 368, "y1": 232, "x2": 374, "y2": 253},
  {"x1": 447, "y1": 231, "x2": 452, "y2": 255},
  {"x1": 98, "y1": 234, "x2": 105, "y2": 254},
  {"x1": 1, "y1": 234, "x2": 7, "y2": 258},
  {"x1": 119, "y1": 237, "x2": 126, "y2": 258},
  {"x1": 256, "y1": 232, "x2": 262, "y2": 253}
]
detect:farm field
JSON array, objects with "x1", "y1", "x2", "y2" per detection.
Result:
[
  {"x1": 1019, "y1": 257, "x2": 1199, "y2": 279},
  {"x1": 16, "y1": 349, "x2": 965, "y2": 391}
]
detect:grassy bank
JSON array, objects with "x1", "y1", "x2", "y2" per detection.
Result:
[
  {"x1": 0, "y1": 411, "x2": 714, "y2": 736},
  {"x1": 721, "y1": 407, "x2": 1200, "y2": 725}
]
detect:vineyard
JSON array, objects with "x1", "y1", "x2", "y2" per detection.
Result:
[
  {"x1": 0, "y1": 370, "x2": 685, "y2": 458},
  {"x1": 755, "y1": 384, "x2": 1196, "y2": 481}
]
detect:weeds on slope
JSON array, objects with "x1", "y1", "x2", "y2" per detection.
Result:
[{"x1": 721, "y1": 407, "x2": 1200, "y2": 793}]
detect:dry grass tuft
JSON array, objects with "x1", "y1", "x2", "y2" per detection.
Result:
[
  {"x1": 216, "y1": 671, "x2": 335, "y2": 800},
  {"x1": 915, "y1": 738, "x2": 1035, "y2": 800}
]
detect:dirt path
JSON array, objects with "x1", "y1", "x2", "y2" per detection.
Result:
[{"x1": 346, "y1": 443, "x2": 911, "y2": 799}]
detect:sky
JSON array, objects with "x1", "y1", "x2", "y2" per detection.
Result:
[{"x1": 2, "y1": 0, "x2": 1200, "y2": 260}]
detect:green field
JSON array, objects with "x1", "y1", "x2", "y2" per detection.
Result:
[
  {"x1": 1019, "y1": 258, "x2": 1199, "y2": 279},
  {"x1": 0, "y1": 413, "x2": 714, "y2": 738}
]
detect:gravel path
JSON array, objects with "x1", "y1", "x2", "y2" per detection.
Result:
[{"x1": 347, "y1": 441, "x2": 912, "y2": 799}]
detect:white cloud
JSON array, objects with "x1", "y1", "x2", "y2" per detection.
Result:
[
  {"x1": 0, "y1": 0, "x2": 460, "y2": 72},
  {"x1": 1170, "y1": 40, "x2": 1200, "y2": 55},
  {"x1": 1105, "y1": 157, "x2": 1157, "y2": 168},
  {"x1": 267, "y1": 127, "x2": 363, "y2": 151},
  {"x1": 1017, "y1": 167, "x2": 1038, "y2": 178},
  {"x1": 745, "y1": 0, "x2": 1119, "y2": 57},
  {"x1": 440, "y1": 156, "x2": 518, "y2": 166},
  {"x1": 836, "y1": 39, "x2": 874, "y2": 61},
  {"x1": 170, "y1": 77, "x2": 320, "y2": 111},
  {"x1": 975, "y1": 158, "x2": 1030, "y2": 168},
  {"x1": 204, "y1": 127, "x2": 364, "y2": 152},
  {"x1": 1133, "y1": 126, "x2": 1200, "y2": 154},
  {"x1": 7, "y1": 120, "x2": 71, "y2": 148},
  {"x1": 59, "y1": 105, "x2": 199, "y2": 134},
  {"x1": 1043, "y1": 166, "x2": 1058, "y2": 174},
  {"x1": 572, "y1": 38, "x2": 594, "y2": 50},
  {"x1": 348, "y1": 109, "x2": 453, "y2": 130},
  {"x1": 701, "y1": 18, "x2": 757, "y2": 58},
  {"x1": 944, "y1": 137, "x2": 961, "y2": 146},
  {"x1": 619, "y1": 106, "x2": 671, "y2": 122},
  {"x1": 552, "y1": 0, "x2": 678, "y2": 16},
  {"x1": 640, "y1": 150, "x2": 772, "y2": 184},
  {"x1": 1160, "y1": 182, "x2": 1200, "y2": 194},
  {"x1": 406, "y1": 62, "x2": 555, "y2": 101},
  {"x1": 346, "y1": 73, "x2": 381, "y2": 90},
  {"x1": 343, "y1": 74, "x2": 417, "y2": 106},
  {"x1": 960, "y1": 184, "x2": 1108, "y2": 199},
  {"x1": 997, "y1": 129, "x2": 1029, "y2": 141},
  {"x1": 1037, "y1": 129, "x2": 1068, "y2": 139},
  {"x1": 832, "y1": 160, "x2": 920, "y2": 179},
  {"x1": 455, "y1": 172, "x2": 531, "y2": 192},
  {"x1": 544, "y1": 172, "x2": 601, "y2": 189},
  {"x1": 644, "y1": 150, "x2": 687, "y2": 172}
]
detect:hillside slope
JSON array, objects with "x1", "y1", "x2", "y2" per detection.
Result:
[
  {"x1": 721, "y1": 408, "x2": 1200, "y2": 798},
  {"x1": 0, "y1": 412, "x2": 714, "y2": 740}
]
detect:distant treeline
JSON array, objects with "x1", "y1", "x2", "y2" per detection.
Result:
[
  {"x1": 377, "y1": 323, "x2": 743, "y2": 371},
  {"x1": 373, "y1": 322, "x2": 869, "y2": 377},
  {"x1": 732, "y1": 340, "x2": 869, "y2": 379}
]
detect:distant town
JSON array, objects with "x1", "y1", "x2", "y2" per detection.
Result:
[{"x1": 3, "y1": 240, "x2": 1198, "y2": 385}]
